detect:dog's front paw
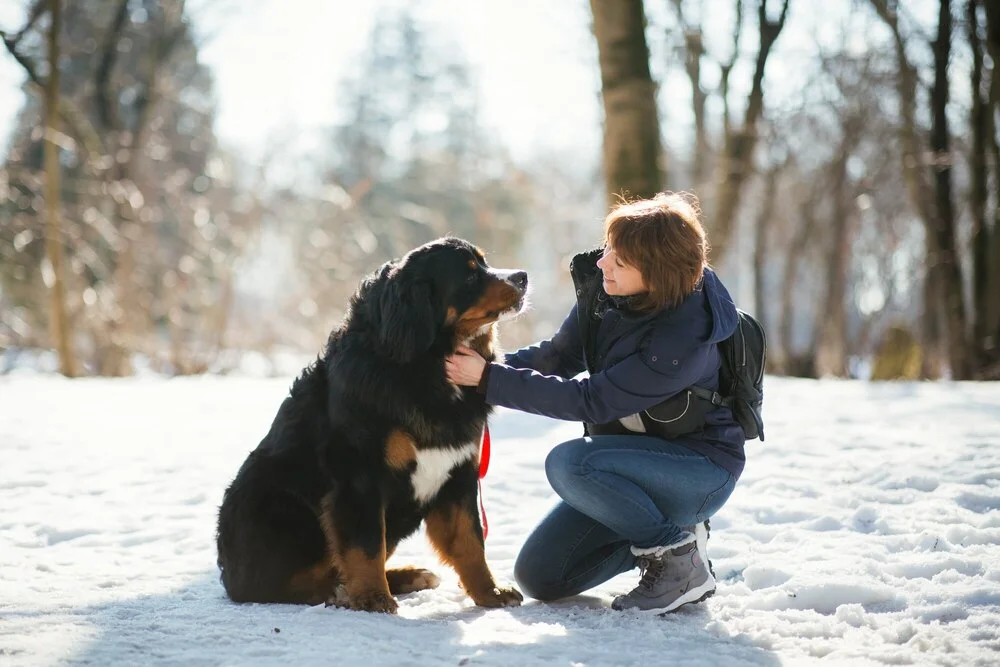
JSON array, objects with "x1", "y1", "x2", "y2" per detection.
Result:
[
  {"x1": 471, "y1": 586, "x2": 523, "y2": 608},
  {"x1": 327, "y1": 587, "x2": 398, "y2": 614},
  {"x1": 353, "y1": 589, "x2": 398, "y2": 614},
  {"x1": 325, "y1": 584, "x2": 351, "y2": 608}
]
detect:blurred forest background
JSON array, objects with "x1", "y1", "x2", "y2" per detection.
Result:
[{"x1": 0, "y1": 0, "x2": 997, "y2": 381}]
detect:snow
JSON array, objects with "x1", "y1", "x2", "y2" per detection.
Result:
[{"x1": 1, "y1": 375, "x2": 999, "y2": 666}]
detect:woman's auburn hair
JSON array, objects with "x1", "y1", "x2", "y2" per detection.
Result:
[{"x1": 602, "y1": 191, "x2": 709, "y2": 313}]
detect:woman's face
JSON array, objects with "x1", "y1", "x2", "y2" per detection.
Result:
[{"x1": 597, "y1": 246, "x2": 648, "y2": 296}]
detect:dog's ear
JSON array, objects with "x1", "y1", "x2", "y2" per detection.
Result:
[{"x1": 376, "y1": 272, "x2": 438, "y2": 363}]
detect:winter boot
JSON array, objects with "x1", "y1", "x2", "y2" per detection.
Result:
[
  {"x1": 611, "y1": 531, "x2": 716, "y2": 615},
  {"x1": 685, "y1": 519, "x2": 715, "y2": 580}
]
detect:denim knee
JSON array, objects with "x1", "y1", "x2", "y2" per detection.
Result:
[
  {"x1": 513, "y1": 546, "x2": 564, "y2": 602},
  {"x1": 545, "y1": 439, "x2": 585, "y2": 496}
]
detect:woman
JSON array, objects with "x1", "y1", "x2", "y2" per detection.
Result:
[{"x1": 445, "y1": 192, "x2": 745, "y2": 614}]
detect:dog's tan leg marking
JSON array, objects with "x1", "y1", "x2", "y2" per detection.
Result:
[
  {"x1": 318, "y1": 493, "x2": 396, "y2": 613},
  {"x1": 322, "y1": 499, "x2": 396, "y2": 614},
  {"x1": 331, "y1": 545, "x2": 396, "y2": 614},
  {"x1": 424, "y1": 507, "x2": 522, "y2": 608},
  {"x1": 385, "y1": 430, "x2": 417, "y2": 471}
]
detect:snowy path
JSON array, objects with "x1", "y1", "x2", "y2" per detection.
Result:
[{"x1": 1, "y1": 376, "x2": 998, "y2": 666}]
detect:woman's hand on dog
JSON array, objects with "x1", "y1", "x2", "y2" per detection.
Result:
[{"x1": 446, "y1": 345, "x2": 487, "y2": 386}]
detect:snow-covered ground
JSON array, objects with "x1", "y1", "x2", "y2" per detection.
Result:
[{"x1": 1, "y1": 375, "x2": 998, "y2": 666}]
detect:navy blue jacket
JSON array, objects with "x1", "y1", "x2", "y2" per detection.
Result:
[{"x1": 484, "y1": 250, "x2": 747, "y2": 479}]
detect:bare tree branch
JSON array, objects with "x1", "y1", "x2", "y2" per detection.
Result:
[
  {"x1": 1, "y1": 24, "x2": 108, "y2": 162},
  {"x1": 671, "y1": 0, "x2": 710, "y2": 185},
  {"x1": 5, "y1": 0, "x2": 46, "y2": 48},
  {"x1": 95, "y1": 0, "x2": 130, "y2": 132},
  {"x1": 718, "y1": 0, "x2": 744, "y2": 136},
  {"x1": 710, "y1": 0, "x2": 790, "y2": 263},
  {"x1": 133, "y1": 0, "x2": 188, "y2": 151}
]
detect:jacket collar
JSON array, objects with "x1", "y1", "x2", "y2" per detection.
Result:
[
  {"x1": 571, "y1": 248, "x2": 654, "y2": 320},
  {"x1": 569, "y1": 248, "x2": 603, "y2": 290}
]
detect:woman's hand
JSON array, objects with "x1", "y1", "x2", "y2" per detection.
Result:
[{"x1": 445, "y1": 345, "x2": 487, "y2": 386}]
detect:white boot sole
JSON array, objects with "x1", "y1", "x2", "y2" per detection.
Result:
[{"x1": 639, "y1": 576, "x2": 717, "y2": 616}]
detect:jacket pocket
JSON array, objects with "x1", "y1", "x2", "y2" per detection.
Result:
[
  {"x1": 586, "y1": 390, "x2": 714, "y2": 439},
  {"x1": 640, "y1": 390, "x2": 713, "y2": 438}
]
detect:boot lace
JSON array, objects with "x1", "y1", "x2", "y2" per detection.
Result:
[{"x1": 637, "y1": 555, "x2": 665, "y2": 591}]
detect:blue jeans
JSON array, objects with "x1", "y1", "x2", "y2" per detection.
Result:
[{"x1": 513, "y1": 434, "x2": 736, "y2": 601}]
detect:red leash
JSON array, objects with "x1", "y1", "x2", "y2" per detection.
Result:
[{"x1": 478, "y1": 424, "x2": 490, "y2": 539}]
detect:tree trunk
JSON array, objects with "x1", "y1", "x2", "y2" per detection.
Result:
[
  {"x1": 931, "y1": 0, "x2": 969, "y2": 378},
  {"x1": 753, "y1": 162, "x2": 781, "y2": 331},
  {"x1": 590, "y1": 0, "x2": 663, "y2": 206},
  {"x1": 43, "y1": 0, "x2": 77, "y2": 377},
  {"x1": 980, "y1": 0, "x2": 1000, "y2": 377},
  {"x1": 813, "y1": 152, "x2": 853, "y2": 378},
  {"x1": 89, "y1": 0, "x2": 186, "y2": 376},
  {"x1": 778, "y1": 185, "x2": 821, "y2": 377},
  {"x1": 869, "y1": 0, "x2": 946, "y2": 378},
  {"x1": 710, "y1": 0, "x2": 789, "y2": 264},
  {"x1": 968, "y1": 0, "x2": 994, "y2": 374}
]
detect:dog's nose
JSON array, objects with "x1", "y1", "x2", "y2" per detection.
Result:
[{"x1": 509, "y1": 271, "x2": 528, "y2": 291}]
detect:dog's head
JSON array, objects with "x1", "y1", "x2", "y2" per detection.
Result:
[{"x1": 366, "y1": 237, "x2": 528, "y2": 364}]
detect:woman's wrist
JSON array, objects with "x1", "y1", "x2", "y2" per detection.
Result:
[{"x1": 476, "y1": 363, "x2": 492, "y2": 394}]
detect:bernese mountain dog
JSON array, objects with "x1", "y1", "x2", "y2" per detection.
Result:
[{"x1": 216, "y1": 237, "x2": 528, "y2": 613}]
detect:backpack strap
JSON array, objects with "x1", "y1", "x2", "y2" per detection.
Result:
[{"x1": 689, "y1": 385, "x2": 732, "y2": 409}]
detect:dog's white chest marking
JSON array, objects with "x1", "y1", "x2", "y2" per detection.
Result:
[{"x1": 411, "y1": 442, "x2": 479, "y2": 503}]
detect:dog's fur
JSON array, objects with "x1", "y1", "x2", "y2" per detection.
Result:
[{"x1": 216, "y1": 237, "x2": 527, "y2": 613}]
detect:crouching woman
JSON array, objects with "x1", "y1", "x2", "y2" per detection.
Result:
[{"x1": 446, "y1": 192, "x2": 746, "y2": 613}]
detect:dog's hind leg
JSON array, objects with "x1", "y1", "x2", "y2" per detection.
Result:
[
  {"x1": 386, "y1": 567, "x2": 441, "y2": 595},
  {"x1": 217, "y1": 483, "x2": 334, "y2": 604},
  {"x1": 286, "y1": 563, "x2": 338, "y2": 605}
]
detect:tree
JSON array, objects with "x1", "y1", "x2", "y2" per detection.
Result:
[
  {"x1": 751, "y1": 135, "x2": 785, "y2": 336},
  {"x1": 590, "y1": 0, "x2": 663, "y2": 206},
  {"x1": 42, "y1": 0, "x2": 76, "y2": 376},
  {"x1": 868, "y1": 0, "x2": 946, "y2": 378},
  {"x1": 668, "y1": 0, "x2": 711, "y2": 189},
  {"x1": 1, "y1": 0, "x2": 252, "y2": 375},
  {"x1": 709, "y1": 0, "x2": 790, "y2": 264},
  {"x1": 968, "y1": 0, "x2": 1000, "y2": 378},
  {"x1": 265, "y1": 8, "x2": 534, "y2": 350}
]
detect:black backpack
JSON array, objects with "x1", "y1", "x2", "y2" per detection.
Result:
[{"x1": 690, "y1": 310, "x2": 766, "y2": 441}]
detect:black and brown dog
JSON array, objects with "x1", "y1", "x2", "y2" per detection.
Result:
[{"x1": 216, "y1": 237, "x2": 528, "y2": 613}]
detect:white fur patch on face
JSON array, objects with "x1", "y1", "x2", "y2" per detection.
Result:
[
  {"x1": 411, "y1": 441, "x2": 479, "y2": 503},
  {"x1": 498, "y1": 299, "x2": 526, "y2": 321}
]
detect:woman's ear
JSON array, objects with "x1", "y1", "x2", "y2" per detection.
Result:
[{"x1": 376, "y1": 274, "x2": 437, "y2": 363}]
